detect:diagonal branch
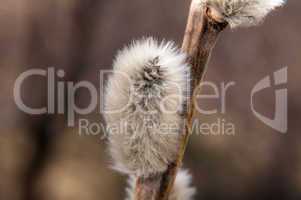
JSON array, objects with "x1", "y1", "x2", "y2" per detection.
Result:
[{"x1": 134, "y1": 0, "x2": 227, "y2": 199}]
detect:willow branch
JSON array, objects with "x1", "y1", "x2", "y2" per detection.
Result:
[{"x1": 134, "y1": 0, "x2": 227, "y2": 199}]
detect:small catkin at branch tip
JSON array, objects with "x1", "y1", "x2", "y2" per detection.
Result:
[
  {"x1": 104, "y1": 38, "x2": 190, "y2": 177},
  {"x1": 198, "y1": 0, "x2": 286, "y2": 27},
  {"x1": 125, "y1": 170, "x2": 196, "y2": 200}
]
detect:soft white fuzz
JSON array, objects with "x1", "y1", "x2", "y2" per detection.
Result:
[
  {"x1": 125, "y1": 170, "x2": 196, "y2": 200},
  {"x1": 168, "y1": 170, "x2": 197, "y2": 200},
  {"x1": 200, "y1": 0, "x2": 286, "y2": 27},
  {"x1": 104, "y1": 38, "x2": 190, "y2": 177}
]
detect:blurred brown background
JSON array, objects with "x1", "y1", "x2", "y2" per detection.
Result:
[{"x1": 0, "y1": 0, "x2": 300, "y2": 199}]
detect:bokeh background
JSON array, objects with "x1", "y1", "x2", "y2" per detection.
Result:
[{"x1": 0, "y1": 0, "x2": 300, "y2": 199}]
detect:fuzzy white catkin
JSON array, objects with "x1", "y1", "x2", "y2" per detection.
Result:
[
  {"x1": 104, "y1": 38, "x2": 190, "y2": 177},
  {"x1": 125, "y1": 170, "x2": 196, "y2": 200},
  {"x1": 199, "y1": 0, "x2": 286, "y2": 27}
]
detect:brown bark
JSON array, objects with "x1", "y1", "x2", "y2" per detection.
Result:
[{"x1": 135, "y1": 1, "x2": 227, "y2": 199}]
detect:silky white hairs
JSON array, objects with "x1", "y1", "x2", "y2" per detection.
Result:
[
  {"x1": 200, "y1": 0, "x2": 286, "y2": 27},
  {"x1": 168, "y1": 170, "x2": 197, "y2": 200},
  {"x1": 104, "y1": 38, "x2": 190, "y2": 177},
  {"x1": 125, "y1": 170, "x2": 196, "y2": 200}
]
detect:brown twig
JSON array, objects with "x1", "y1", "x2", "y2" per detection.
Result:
[{"x1": 135, "y1": 0, "x2": 227, "y2": 199}]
